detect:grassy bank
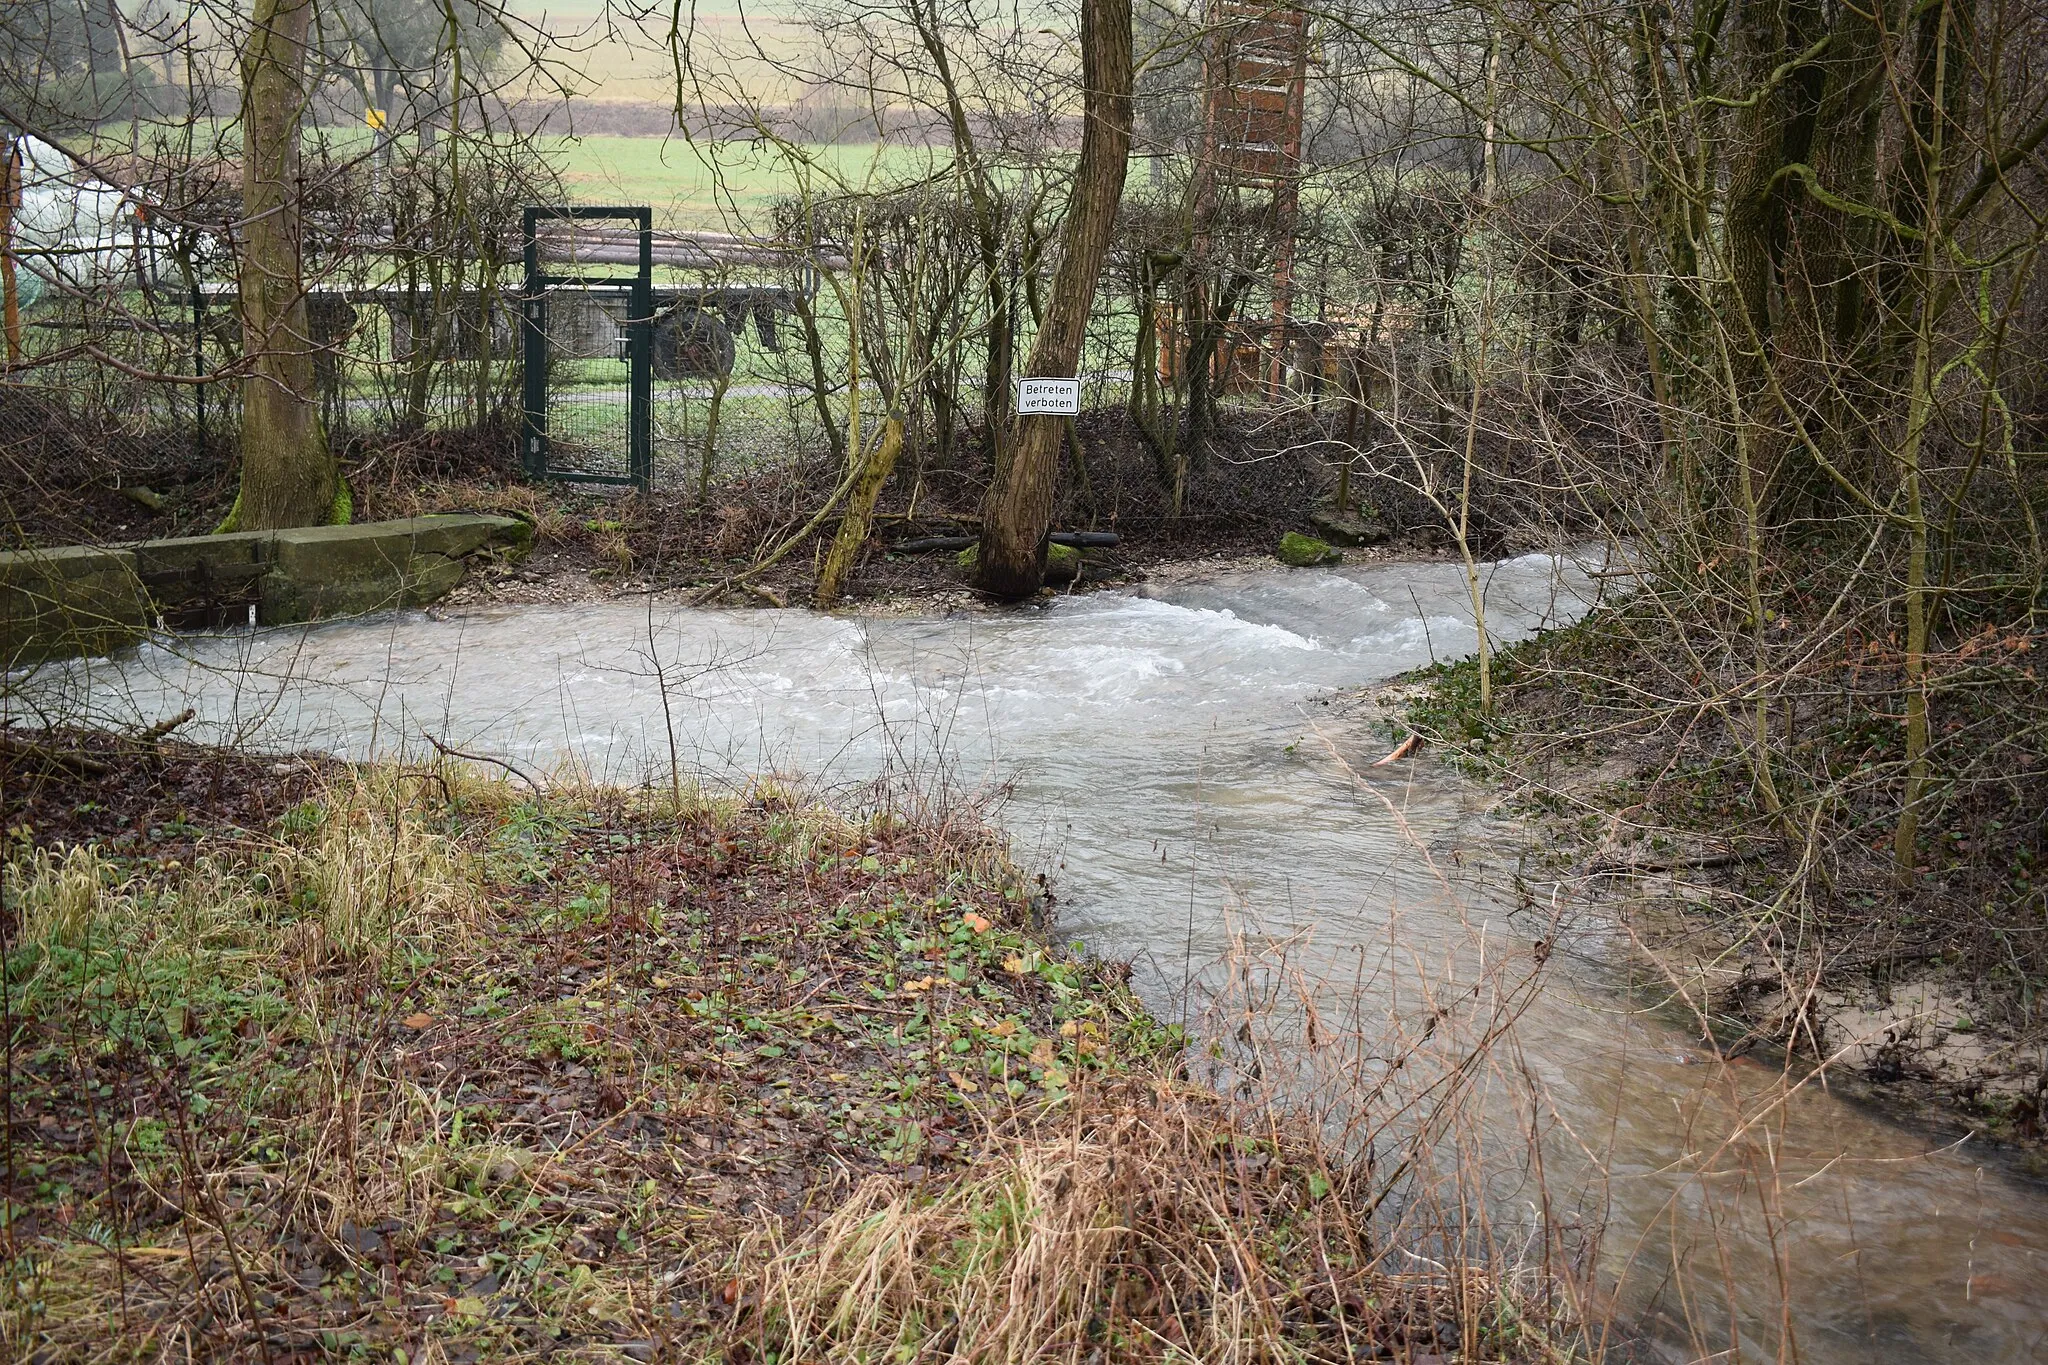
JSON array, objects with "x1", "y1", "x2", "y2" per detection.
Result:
[
  {"x1": 1, "y1": 730, "x2": 1580, "y2": 1361},
  {"x1": 1394, "y1": 601, "x2": 2048, "y2": 1148}
]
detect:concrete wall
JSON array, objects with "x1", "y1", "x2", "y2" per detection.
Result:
[
  {"x1": 1, "y1": 515, "x2": 532, "y2": 669},
  {"x1": 0, "y1": 545, "x2": 151, "y2": 668}
]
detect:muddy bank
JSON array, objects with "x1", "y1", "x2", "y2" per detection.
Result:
[
  {"x1": 1386, "y1": 617, "x2": 2048, "y2": 1152},
  {"x1": 0, "y1": 729, "x2": 1583, "y2": 1361},
  {"x1": 433, "y1": 535, "x2": 1453, "y2": 616},
  {"x1": 4, "y1": 403, "x2": 1574, "y2": 616}
]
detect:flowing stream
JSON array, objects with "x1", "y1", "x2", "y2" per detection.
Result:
[{"x1": 15, "y1": 552, "x2": 2045, "y2": 1362}]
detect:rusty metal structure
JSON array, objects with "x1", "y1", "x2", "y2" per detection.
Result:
[{"x1": 1191, "y1": 0, "x2": 1310, "y2": 398}]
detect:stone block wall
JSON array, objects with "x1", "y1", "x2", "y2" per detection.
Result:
[
  {"x1": 1, "y1": 515, "x2": 532, "y2": 670},
  {"x1": 0, "y1": 545, "x2": 152, "y2": 667}
]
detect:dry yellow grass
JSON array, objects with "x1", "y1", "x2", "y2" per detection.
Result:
[{"x1": 743, "y1": 1086, "x2": 1557, "y2": 1363}]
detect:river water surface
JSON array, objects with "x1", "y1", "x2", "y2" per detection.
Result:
[{"x1": 17, "y1": 553, "x2": 2045, "y2": 1362}]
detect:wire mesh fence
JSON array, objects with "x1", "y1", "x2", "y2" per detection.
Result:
[
  {"x1": 534, "y1": 286, "x2": 639, "y2": 482},
  {"x1": 3, "y1": 161, "x2": 1395, "y2": 558}
]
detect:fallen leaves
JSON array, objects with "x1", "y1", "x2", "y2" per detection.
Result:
[{"x1": 11, "y1": 750, "x2": 1180, "y2": 1365}]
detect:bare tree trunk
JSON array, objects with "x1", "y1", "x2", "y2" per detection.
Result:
[
  {"x1": 792, "y1": 284, "x2": 848, "y2": 467},
  {"x1": 1129, "y1": 254, "x2": 1183, "y2": 491},
  {"x1": 973, "y1": 0, "x2": 1133, "y2": 597},
  {"x1": 909, "y1": 0, "x2": 1013, "y2": 466},
  {"x1": 699, "y1": 357, "x2": 734, "y2": 506},
  {"x1": 227, "y1": 0, "x2": 338, "y2": 532},
  {"x1": 1181, "y1": 269, "x2": 1253, "y2": 457},
  {"x1": 1895, "y1": 0, "x2": 1955, "y2": 879}
]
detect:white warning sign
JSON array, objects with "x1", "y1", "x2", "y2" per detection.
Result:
[{"x1": 1016, "y1": 378, "x2": 1081, "y2": 415}]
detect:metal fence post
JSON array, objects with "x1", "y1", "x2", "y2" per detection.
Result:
[
  {"x1": 630, "y1": 206, "x2": 652, "y2": 492},
  {"x1": 521, "y1": 206, "x2": 548, "y2": 480}
]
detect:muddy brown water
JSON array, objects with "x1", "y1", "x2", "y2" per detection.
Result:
[{"x1": 16, "y1": 552, "x2": 2045, "y2": 1362}]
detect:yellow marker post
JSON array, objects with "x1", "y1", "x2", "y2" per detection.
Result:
[{"x1": 366, "y1": 108, "x2": 387, "y2": 131}]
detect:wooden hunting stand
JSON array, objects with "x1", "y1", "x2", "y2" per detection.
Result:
[{"x1": 1184, "y1": 0, "x2": 1310, "y2": 399}]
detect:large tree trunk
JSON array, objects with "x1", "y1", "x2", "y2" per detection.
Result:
[
  {"x1": 229, "y1": 0, "x2": 338, "y2": 532},
  {"x1": 974, "y1": 0, "x2": 1133, "y2": 598}
]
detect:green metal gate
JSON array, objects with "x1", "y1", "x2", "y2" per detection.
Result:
[{"x1": 521, "y1": 206, "x2": 652, "y2": 490}]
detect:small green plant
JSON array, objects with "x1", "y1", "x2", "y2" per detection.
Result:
[{"x1": 277, "y1": 799, "x2": 326, "y2": 838}]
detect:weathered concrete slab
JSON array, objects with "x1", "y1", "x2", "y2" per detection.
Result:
[
  {"x1": 132, "y1": 530, "x2": 276, "y2": 624},
  {"x1": 3, "y1": 514, "x2": 531, "y2": 666},
  {"x1": 407, "y1": 515, "x2": 523, "y2": 559},
  {"x1": 0, "y1": 544, "x2": 150, "y2": 667},
  {"x1": 132, "y1": 530, "x2": 275, "y2": 580},
  {"x1": 263, "y1": 523, "x2": 422, "y2": 621},
  {"x1": 261, "y1": 516, "x2": 530, "y2": 623}
]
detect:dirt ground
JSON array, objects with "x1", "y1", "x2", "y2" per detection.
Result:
[{"x1": 2, "y1": 400, "x2": 1568, "y2": 611}]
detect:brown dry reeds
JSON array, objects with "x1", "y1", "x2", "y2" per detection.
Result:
[{"x1": 739, "y1": 1080, "x2": 1563, "y2": 1364}]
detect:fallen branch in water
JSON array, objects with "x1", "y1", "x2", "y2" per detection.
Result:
[{"x1": 1371, "y1": 733, "x2": 1425, "y2": 766}]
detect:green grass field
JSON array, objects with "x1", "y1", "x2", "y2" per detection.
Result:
[
  {"x1": 83, "y1": 119, "x2": 942, "y2": 234},
  {"x1": 542, "y1": 136, "x2": 948, "y2": 230}
]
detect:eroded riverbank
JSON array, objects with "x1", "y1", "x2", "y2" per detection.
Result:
[{"x1": 1387, "y1": 611, "x2": 2048, "y2": 1154}]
